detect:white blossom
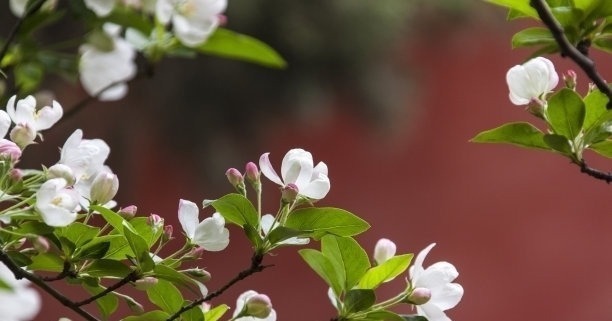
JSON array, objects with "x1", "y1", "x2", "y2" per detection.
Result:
[
  {"x1": 36, "y1": 178, "x2": 80, "y2": 227},
  {"x1": 178, "y1": 199, "x2": 229, "y2": 251},
  {"x1": 79, "y1": 24, "x2": 136, "y2": 101},
  {"x1": 233, "y1": 290, "x2": 277, "y2": 321},
  {"x1": 409, "y1": 243, "x2": 463, "y2": 321},
  {"x1": 374, "y1": 238, "x2": 396, "y2": 265},
  {"x1": 0, "y1": 262, "x2": 41, "y2": 321},
  {"x1": 156, "y1": 0, "x2": 226, "y2": 47},
  {"x1": 5, "y1": 95, "x2": 63, "y2": 146},
  {"x1": 259, "y1": 148, "x2": 330, "y2": 200},
  {"x1": 58, "y1": 129, "x2": 110, "y2": 184},
  {"x1": 0, "y1": 110, "x2": 10, "y2": 138},
  {"x1": 506, "y1": 57, "x2": 559, "y2": 105}
]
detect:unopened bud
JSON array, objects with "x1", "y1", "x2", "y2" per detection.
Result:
[
  {"x1": 0, "y1": 139, "x2": 22, "y2": 163},
  {"x1": 281, "y1": 183, "x2": 299, "y2": 203},
  {"x1": 185, "y1": 246, "x2": 205, "y2": 260},
  {"x1": 183, "y1": 268, "x2": 212, "y2": 282},
  {"x1": 10, "y1": 124, "x2": 36, "y2": 148},
  {"x1": 124, "y1": 296, "x2": 144, "y2": 315},
  {"x1": 245, "y1": 293, "x2": 273, "y2": 318},
  {"x1": 373, "y1": 238, "x2": 396, "y2": 265},
  {"x1": 90, "y1": 171, "x2": 119, "y2": 204},
  {"x1": 118, "y1": 205, "x2": 138, "y2": 220},
  {"x1": 407, "y1": 287, "x2": 432, "y2": 305},
  {"x1": 47, "y1": 164, "x2": 75, "y2": 185},
  {"x1": 564, "y1": 69, "x2": 577, "y2": 90},
  {"x1": 147, "y1": 214, "x2": 163, "y2": 228},
  {"x1": 162, "y1": 225, "x2": 173, "y2": 241},
  {"x1": 33, "y1": 236, "x2": 50, "y2": 253},
  {"x1": 225, "y1": 168, "x2": 244, "y2": 187},
  {"x1": 245, "y1": 162, "x2": 259, "y2": 183},
  {"x1": 9, "y1": 168, "x2": 23, "y2": 182},
  {"x1": 134, "y1": 277, "x2": 158, "y2": 290}
]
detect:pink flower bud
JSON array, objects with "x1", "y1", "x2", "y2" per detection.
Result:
[
  {"x1": 134, "y1": 276, "x2": 158, "y2": 290},
  {"x1": 0, "y1": 139, "x2": 21, "y2": 163},
  {"x1": 225, "y1": 168, "x2": 244, "y2": 187},
  {"x1": 245, "y1": 162, "x2": 259, "y2": 183},
  {"x1": 374, "y1": 238, "x2": 396, "y2": 265},
  {"x1": 33, "y1": 236, "x2": 50, "y2": 253},
  {"x1": 9, "y1": 168, "x2": 23, "y2": 182},
  {"x1": 9, "y1": 124, "x2": 36, "y2": 148},
  {"x1": 185, "y1": 246, "x2": 205, "y2": 259},
  {"x1": 281, "y1": 183, "x2": 299, "y2": 203},
  {"x1": 564, "y1": 69, "x2": 577, "y2": 90},
  {"x1": 163, "y1": 225, "x2": 173, "y2": 241},
  {"x1": 245, "y1": 293, "x2": 273, "y2": 318},
  {"x1": 90, "y1": 171, "x2": 119, "y2": 204},
  {"x1": 407, "y1": 287, "x2": 432, "y2": 305},
  {"x1": 118, "y1": 205, "x2": 138, "y2": 220},
  {"x1": 47, "y1": 164, "x2": 75, "y2": 185},
  {"x1": 147, "y1": 214, "x2": 164, "y2": 230}
]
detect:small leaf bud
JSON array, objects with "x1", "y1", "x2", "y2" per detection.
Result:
[{"x1": 407, "y1": 287, "x2": 432, "y2": 305}]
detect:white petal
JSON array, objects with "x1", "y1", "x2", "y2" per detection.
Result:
[
  {"x1": 417, "y1": 302, "x2": 451, "y2": 321},
  {"x1": 0, "y1": 110, "x2": 11, "y2": 138},
  {"x1": 415, "y1": 261, "x2": 459, "y2": 289},
  {"x1": 260, "y1": 214, "x2": 276, "y2": 235},
  {"x1": 410, "y1": 243, "x2": 436, "y2": 280},
  {"x1": 155, "y1": 0, "x2": 173, "y2": 24},
  {"x1": 178, "y1": 199, "x2": 199, "y2": 239},
  {"x1": 429, "y1": 283, "x2": 464, "y2": 311},
  {"x1": 281, "y1": 149, "x2": 313, "y2": 187},
  {"x1": 193, "y1": 214, "x2": 229, "y2": 251},
  {"x1": 34, "y1": 100, "x2": 63, "y2": 130},
  {"x1": 259, "y1": 152, "x2": 284, "y2": 186},
  {"x1": 300, "y1": 173, "x2": 330, "y2": 199},
  {"x1": 5, "y1": 96, "x2": 17, "y2": 123},
  {"x1": 84, "y1": 0, "x2": 115, "y2": 17}
]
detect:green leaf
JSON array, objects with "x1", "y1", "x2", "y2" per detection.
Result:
[
  {"x1": 344, "y1": 289, "x2": 375, "y2": 314},
  {"x1": 57, "y1": 223, "x2": 100, "y2": 247},
  {"x1": 583, "y1": 88, "x2": 610, "y2": 131},
  {"x1": 121, "y1": 311, "x2": 169, "y2": 321},
  {"x1": 512, "y1": 27, "x2": 555, "y2": 48},
  {"x1": 590, "y1": 140, "x2": 612, "y2": 157},
  {"x1": 204, "y1": 304, "x2": 230, "y2": 321},
  {"x1": 299, "y1": 248, "x2": 342, "y2": 295},
  {"x1": 180, "y1": 301, "x2": 205, "y2": 321},
  {"x1": 83, "y1": 259, "x2": 133, "y2": 278},
  {"x1": 97, "y1": 235, "x2": 130, "y2": 260},
  {"x1": 471, "y1": 122, "x2": 551, "y2": 150},
  {"x1": 358, "y1": 254, "x2": 413, "y2": 290},
  {"x1": 12, "y1": 221, "x2": 54, "y2": 237},
  {"x1": 146, "y1": 279, "x2": 183, "y2": 314},
  {"x1": 28, "y1": 253, "x2": 64, "y2": 272},
  {"x1": 211, "y1": 193, "x2": 259, "y2": 228},
  {"x1": 15, "y1": 62, "x2": 44, "y2": 93},
  {"x1": 84, "y1": 284, "x2": 119, "y2": 320},
  {"x1": 197, "y1": 28, "x2": 286, "y2": 69},
  {"x1": 543, "y1": 134, "x2": 574, "y2": 156},
  {"x1": 8, "y1": 252, "x2": 32, "y2": 267},
  {"x1": 285, "y1": 207, "x2": 370, "y2": 240},
  {"x1": 365, "y1": 311, "x2": 407, "y2": 321},
  {"x1": 400, "y1": 315, "x2": 428, "y2": 321},
  {"x1": 95, "y1": 205, "x2": 127, "y2": 233},
  {"x1": 266, "y1": 226, "x2": 306, "y2": 245},
  {"x1": 123, "y1": 224, "x2": 155, "y2": 272},
  {"x1": 153, "y1": 265, "x2": 204, "y2": 297},
  {"x1": 486, "y1": 0, "x2": 538, "y2": 18},
  {"x1": 546, "y1": 88, "x2": 585, "y2": 140},
  {"x1": 73, "y1": 241, "x2": 110, "y2": 260},
  {"x1": 322, "y1": 235, "x2": 370, "y2": 291},
  {"x1": 131, "y1": 217, "x2": 163, "y2": 247}
]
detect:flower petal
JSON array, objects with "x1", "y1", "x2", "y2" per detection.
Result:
[
  {"x1": 193, "y1": 213, "x2": 230, "y2": 251},
  {"x1": 410, "y1": 243, "x2": 436, "y2": 279},
  {"x1": 300, "y1": 173, "x2": 330, "y2": 199},
  {"x1": 178, "y1": 199, "x2": 199, "y2": 239},
  {"x1": 259, "y1": 152, "x2": 284, "y2": 186},
  {"x1": 415, "y1": 261, "x2": 459, "y2": 289},
  {"x1": 417, "y1": 302, "x2": 451, "y2": 321},
  {"x1": 429, "y1": 282, "x2": 464, "y2": 311}
]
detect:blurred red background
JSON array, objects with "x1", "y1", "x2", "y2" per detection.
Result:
[{"x1": 26, "y1": 4, "x2": 612, "y2": 321}]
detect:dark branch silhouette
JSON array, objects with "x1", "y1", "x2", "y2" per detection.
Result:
[{"x1": 0, "y1": 0, "x2": 47, "y2": 63}]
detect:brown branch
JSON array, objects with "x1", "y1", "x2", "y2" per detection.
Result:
[
  {"x1": 166, "y1": 253, "x2": 270, "y2": 321},
  {"x1": 530, "y1": 0, "x2": 612, "y2": 109},
  {"x1": 75, "y1": 270, "x2": 140, "y2": 307},
  {"x1": 578, "y1": 160, "x2": 612, "y2": 183},
  {"x1": 39, "y1": 260, "x2": 76, "y2": 281},
  {"x1": 0, "y1": 250, "x2": 99, "y2": 321}
]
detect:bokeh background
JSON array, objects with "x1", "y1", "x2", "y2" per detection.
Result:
[{"x1": 4, "y1": 0, "x2": 612, "y2": 320}]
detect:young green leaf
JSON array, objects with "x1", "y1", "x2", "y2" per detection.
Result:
[
  {"x1": 27, "y1": 253, "x2": 64, "y2": 272},
  {"x1": 470, "y1": 122, "x2": 551, "y2": 151},
  {"x1": 343, "y1": 289, "x2": 376, "y2": 314},
  {"x1": 299, "y1": 248, "x2": 343, "y2": 295},
  {"x1": 197, "y1": 28, "x2": 286, "y2": 69},
  {"x1": 511, "y1": 27, "x2": 555, "y2": 48},
  {"x1": 56, "y1": 223, "x2": 100, "y2": 247},
  {"x1": 73, "y1": 241, "x2": 110, "y2": 260},
  {"x1": 84, "y1": 284, "x2": 119, "y2": 320},
  {"x1": 285, "y1": 207, "x2": 370, "y2": 239},
  {"x1": 123, "y1": 224, "x2": 155, "y2": 272},
  {"x1": 180, "y1": 301, "x2": 205, "y2": 321},
  {"x1": 589, "y1": 140, "x2": 612, "y2": 157},
  {"x1": 146, "y1": 279, "x2": 184, "y2": 314},
  {"x1": 211, "y1": 193, "x2": 259, "y2": 228},
  {"x1": 83, "y1": 259, "x2": 133, "y2": 278},
  {"x1": 204, "y1": 304, "x2": 230, "y2": 321},
  {"x1": 322, "y1": 235, "x2": 370, "y2": 291},
  {"x1": 543, "y1": 134, "x2": 574, "y2": 156},
  {"x1": 546, "y1": 88, "x2": 585, "y2": 140},
  {"x1": 121, "y1": 311, "x2": 169, "y2": 321},
  {"x1": 486, "y1": 0, "x2": 538, "y2": 19},
  {"x1": 358, "y1": 254, "x2": 413, "y2": 290}
]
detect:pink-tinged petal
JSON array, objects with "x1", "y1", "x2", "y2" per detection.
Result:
[
  {"x1": 178, "y1": 199, "x2": 199, "y2": 239},
  {"x1": 33, "y1": 100, "x2": 63, "y2": 130},
  {"x1": 429, "y1": 283, "x2": 463, "y2": 311},
  {"x1": 300, "y1": 174, "x2": 330, "y2": 199},
  {"x1": 417, "y1": 302, "x2": 451, "y2": 321},
  {"x1": 259, "y1": 152, "x2": 283, "y2": 186},
  {"x1": 410, "y1": 243, "x2": 436, "y2": 279}
]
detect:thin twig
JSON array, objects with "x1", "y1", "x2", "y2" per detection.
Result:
[
  {"x1": 530, "y1": 0, "x2": 612, "y2": 109},
  {"x1": 0, "y1": 250, "x2": 99, "y2": 321},
  {"x1": 0, "y1": 0, "x2": 47, "y2": 64},
  {"x1": 39, "y1": 260, "x2": 76, "y2": 281},
  {"x1": 75, "y1": 270, "x2": 139, "y2": 306},
  {"x1": 578, "y1": 160, "x2": 612, "y2": 183},
  {"x1": 166, "y1": 253, "x2": 269, "y2": 321}
]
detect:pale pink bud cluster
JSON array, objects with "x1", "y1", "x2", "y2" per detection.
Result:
[{"x1": 0, "y1": 139, "x2": 21, "y2": 163}]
